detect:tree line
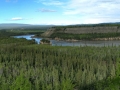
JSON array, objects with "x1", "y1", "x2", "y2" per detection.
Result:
[
  {"x1": 50, "y1": 32, "x2": 120, "y2": 40},
  {"x1": 52, "y1": 23, "x2": 120, "y2": 28}
]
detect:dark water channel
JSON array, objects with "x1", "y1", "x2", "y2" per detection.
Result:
[{"x1": 13, "y1": 35, "x2": 120, "y2": 47}]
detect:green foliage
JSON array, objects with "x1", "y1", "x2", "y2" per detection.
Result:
[
  {"x1": 0, "y1": 37, "x2": 35, "y2": 45},
  {"x1": 0, "y1": 29, "x2": 45, "y2": 38},
  {"x1": 41, "y1": 39, "x2": 50, "y2": 43},
  {"x1": 10, "y1": 74, "x2": 32, "y2": 90},
  {"x1": 53, "y1": 23, "x2": 120, "y2": 28},
  {"x1": 10, "y1": 29, "x2": 45, "y2": 35},
  {"x1": 60, "y1": 79, "x2": 75, "y2": 90},
  {"x1": 94, "y1": 77, "x2": 120, "y2": 90},
  {"x1": 0, "y1": 35, "x2": 120, "y2": 89},
  {"x1": 51, "y1": 32, "x2": 120, "y2": 40},
  {"x1": 116, "y1": 58, "x2": 120, "y2": 77}
]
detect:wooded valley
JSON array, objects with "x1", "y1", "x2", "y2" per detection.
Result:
[{"x1": 0, "y1": 30, "x2": 120, "y2": 90}]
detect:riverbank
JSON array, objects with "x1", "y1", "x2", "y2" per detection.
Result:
[
  {"x1": 93, "y1": 37, "x2": 120, "y2": 40},
  {"x1": 40, "y1": 39, "x2": 51, "y2": 45},
  {"x1": 13, "y1": 34, "x2": 120, "y2": 47},
  {"x1": 54, "y1": 37, "x2": 120, "y2": 41}
]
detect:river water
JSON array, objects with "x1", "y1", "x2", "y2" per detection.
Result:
[{"x1": 13, "y1": 35, "x2": 120, "y2": 47}]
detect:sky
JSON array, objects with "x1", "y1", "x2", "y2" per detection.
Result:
[{"x1": 0, "y1": 0, "x2": 120, "y2": 25}]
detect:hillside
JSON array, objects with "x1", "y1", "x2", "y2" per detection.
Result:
[
  {"x1": 41, "y1": 24, "x2": 120, "y2": 40},
  {"x1": 41, "y1": 25, "x2": 120, "y2": 37}
]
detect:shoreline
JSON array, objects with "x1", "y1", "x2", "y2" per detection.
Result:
[
  {"x1": 54, "y1": 37, "x2": 120, "y2": 41},
  {"x1": 32, "y1": 35, "x2": 120, "y2": 42}
]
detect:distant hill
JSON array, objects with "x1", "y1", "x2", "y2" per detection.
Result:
[{"x1": 0, "y1": 23, "x2": 54, "y2": 30}]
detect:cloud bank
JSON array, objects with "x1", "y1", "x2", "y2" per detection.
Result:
[
  {"x1": 36, "y1": 0, "x2": 120, "y2": 24},
  {"x1": 64, "y1": 0, "x2": 120, "y2": 23}
]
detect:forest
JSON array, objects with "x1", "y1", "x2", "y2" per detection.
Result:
[{"x1": 0, "y1": 30, "x2": 120, "y2": 90}]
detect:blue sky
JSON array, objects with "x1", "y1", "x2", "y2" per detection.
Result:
[{"x1": 0, "y1": 0, "x2": 120, "y2": 25}]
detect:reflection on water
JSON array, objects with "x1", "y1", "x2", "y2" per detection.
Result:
[
  {"x1": 14, "y1": 35, "x2": 120, "y2": 47},
  {"x1": 51, "y1": 40, "x2": 120, "y2": 47}
]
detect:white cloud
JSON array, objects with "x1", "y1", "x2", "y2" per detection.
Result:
[
  {"x1": 6, "y1": 0, "x2": 18, "y2": 2},
  {"x1": 35, "y1": 0, "x2": 64, "y2": 6},
  {"x1": 36, "y1": 8, "x2": 57, "y2": 12},
  {"x1": 33, "y1": 0, "x2": 120, "y2": 24},
  {"x1": 11, "y1": 17, "x2": 23, "y2": 21},
  {"x1": 64, "y1": 0, "x2": 120, "y2": 15},
  {"x1": 62, "y1": 0, "x2": 120, "y2": 23},
  {"x1": 10, "y1": 17, "x2": 24, "y2": 21},
  {"x1": 43, "y1": 0, "x2": 64, "y2": 6}
]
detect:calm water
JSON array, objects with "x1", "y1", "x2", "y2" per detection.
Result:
[
  {"x1": 13, "y1": 35, "x2": 120, "y2": 47},
  {"x1": 13, "y1": 35, "x2": 42, "y2": 44}
]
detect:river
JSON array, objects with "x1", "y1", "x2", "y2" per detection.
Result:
[{"x1": 13, "y1": 35, "x2": 120, "y2": 47}]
